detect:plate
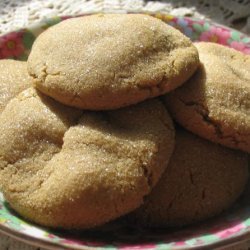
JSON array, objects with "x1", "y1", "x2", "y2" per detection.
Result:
[{"x1": 0, "y1": 12, "x2": 250, "y2": 250}]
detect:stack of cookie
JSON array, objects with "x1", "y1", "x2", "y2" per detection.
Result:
[{"x1": 0, "y1": 14, "x2": 249, "y2": 230}]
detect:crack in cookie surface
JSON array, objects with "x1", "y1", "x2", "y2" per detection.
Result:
[
  {"x1": 130, "y1": 129, "x2": 248, "y2": 227},
  {"x1": 0, "y1": 88, "x2": 174, "y2": 229},
  {"x1": 164, "y1": 42, "x2": 250, "y2": 153}
]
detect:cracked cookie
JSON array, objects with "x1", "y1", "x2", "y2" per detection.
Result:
[
  {"x1": 27, "y1": 14, "x2": 199, "y2": 110},
  {"x1": 130, "y1": 128, "x2": 248, "y2": 227},
  {"x1": 0, "y1": 59, "x2": 31, "y2": 113},
  {"x1": 0, "y1": 88, "x2": 174, "y2": 229},
  {"x1": 164, "y1": 42, "x2": 250, "y2": 153}
]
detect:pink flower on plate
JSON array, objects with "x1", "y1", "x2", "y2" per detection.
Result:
[
  {"x1": 0, "y1": 31, "x2": 24, "y2": 59},
  {"x1": 199, "y1": 26, "x2": 230, "y2": 45},
  {"x1": 230, "y1": 41, "x2": 250, "y2": 54},
  {"x1": 119, "y1": 243, "x2": 156, "y2": 250},
  {"x1": 46, "y1": 233, "x2": 57, "y2": 239},
  {"x1": 215, "y1": 223, "x2": 245, "y2": 239},
  {"x1": 243, "y1": 48, "x2": 250, "y2": 54},
  {"x1": 200, "y1": 31, "x2": 219, "y2": 43},
  {"x1": 173, "y1": 241, "x2": 186, "y2": 246}
]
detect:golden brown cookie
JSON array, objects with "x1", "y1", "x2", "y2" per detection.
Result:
[
  {"x1": 0, "y1": 88, "x2": 174, "y2": 229},
  {"x1": 28, "y1": 14, "x2": 199, "y2": 110},
  {"x1": 131, "y1": 128, "x2": 248, "y2": 227},
  {"x1": 0, "y1": 59, "x2": 31, "y2": 112},
  {"x1": 164, "y1": 42, "x2": 250, "y2": 153}
]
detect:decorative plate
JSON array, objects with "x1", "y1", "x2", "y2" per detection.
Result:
[{"x1": 0, "y1": 12, "x2": 250, "y2": 250}]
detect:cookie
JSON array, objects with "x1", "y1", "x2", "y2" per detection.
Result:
[
  {"x1": 131, "y1": 128, "x2": 248, "y2": 227},
  {"x1": 0, "y1": 88, "x2": 174, "y2": 229},
  {"x1": 0, "y1": 59, "x2": 31, "y2": 112},
  {"x1": 28, "y1": 14, "x2": 199, "y2": 110},
  {"x1": 164, "y1": 42, "x2": 250, "y2": 153}
]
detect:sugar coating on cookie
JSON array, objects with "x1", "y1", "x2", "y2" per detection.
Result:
[
  {"x1": 28, "y1": 14, "x2": 199, "y2": 110},
  {"x1": 0, "y1": 59, "x2": 31, "y2": 112},
  {"x1": 164, "y1": 42, "x2": 250, "y2": 153},
  {"x1": 131, "y1": 128, "x2": 248, "y2": 227},
  {"x1": 0, "y1": 88, "x2": 175, "y2": 229}
]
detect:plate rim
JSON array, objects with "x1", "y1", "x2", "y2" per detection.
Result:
[{"x1": 1, "y1": 218, "x2": 250, "y2": 250}]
